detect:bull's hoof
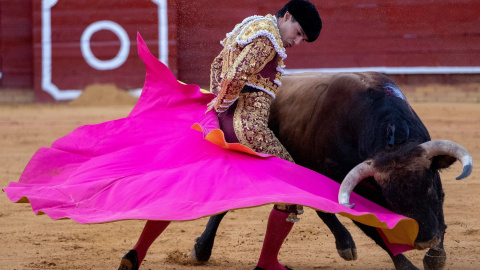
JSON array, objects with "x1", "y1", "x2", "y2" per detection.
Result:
[
  {"x1": 337, "y1": 247, "x2": 357, "y2": 261},
  {"x1": 335, "y1": 238, "x2": 357, "y2": 261},
  {"x1": 423, "y1": 247, "x2": 446, "y2": 270},
  {"x1": 190, "y1": 237, "x2": 212, "y2": 262}
]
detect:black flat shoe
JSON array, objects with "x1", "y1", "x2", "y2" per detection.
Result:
[
  {"x1": 254, "y1": 266, "x2": 293, "y2": 270},
  {"x1": 118, "y1": 249, "x2": 139, "y2": 270}
]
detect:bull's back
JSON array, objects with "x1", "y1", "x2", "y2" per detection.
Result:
[
  {"x1": 270, "y1": 72, "x2": 356, "y2": 170},
  {"x1": 273, "y1": 72, "x2": 378, "y2": 124},
  {"x1": 270, "y1": 71, "x2": 408, "y2": 176},
  {"x1": 275, "y1": 72, "x2": 333, "y2": 106},
  {"x1": 271, "y1": 72, "x2": 338, "y2": 131}
]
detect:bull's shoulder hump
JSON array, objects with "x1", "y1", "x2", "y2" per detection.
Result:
[
  {"x1": 327, "y1": 72, "x2": 388, "y2": 93},
  {"x1": 277, "y1": 73, "x2": 332, "y2": 100},
  {"x1": 279, "y1": 72, "x2": 386, "y2": 96},
  {"x1": 282, "y1": 72, "x2": 334, "y2": 86}
]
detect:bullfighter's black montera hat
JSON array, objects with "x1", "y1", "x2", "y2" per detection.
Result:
[{"x1": 285, "y1": 0, "x2": 322, "y2": 42}]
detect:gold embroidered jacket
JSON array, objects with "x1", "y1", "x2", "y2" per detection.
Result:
[{"x1": 210, "y1": 14, "x2": 287, "y2": 112}]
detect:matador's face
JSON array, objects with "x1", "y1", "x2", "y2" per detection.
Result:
[{"x1": 277, "y1": 11, "x2": 308, "y2": 48}]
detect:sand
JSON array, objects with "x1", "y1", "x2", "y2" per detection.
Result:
[{"x1": 1, "y1": 85, "x2": 479, "y2": 269}]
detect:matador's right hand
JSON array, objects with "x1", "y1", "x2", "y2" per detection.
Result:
[
  {"x1": 205, "y1": 97, "x2": 217, "y2": 114},
  {"x1": 205, "y1": 86, "x2": 221, "y2": 114}
]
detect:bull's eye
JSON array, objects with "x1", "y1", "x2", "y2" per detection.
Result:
[{"x1": 387, "y1": 124, "x2": 395, "y2": 146}]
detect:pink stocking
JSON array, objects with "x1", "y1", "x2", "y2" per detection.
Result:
[
  {"x1": 133, "y1": 220, "x2": 170, "y2": 266},
  {"x1": 256, "y1": 207, "x2": 294, "y2": 270}
]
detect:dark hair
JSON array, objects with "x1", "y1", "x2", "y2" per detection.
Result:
[
  {"x1": 276, "y1": 6, "x2": 297, "y2": 22},
  {"x1": 276, "y1": 5, "x2": 287, "y2": 18},
  {"x1": 275, "y1": 0, "x2": 322, "y2": 42}
]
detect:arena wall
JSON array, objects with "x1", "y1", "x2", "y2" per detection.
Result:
[{"x1": 0, "y1": 0, "x2": 479, "y2": 102}]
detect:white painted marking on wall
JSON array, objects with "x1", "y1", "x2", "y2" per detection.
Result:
[
  {"x1": 152, "y1": 0, "x2": 168, "y2": 66},
  {"x1": 42, "y1": 0, "x2": 81, "y2": 100},
  {"x1": 41, "y1": 0, "x2": 168, "y2": 100},
  {"x1": 81, "y1": 20, "x2": 130, "y2": 70}
]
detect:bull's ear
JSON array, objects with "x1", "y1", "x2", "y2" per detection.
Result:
[{"x1": 431, "y1": 155, "x2": 457, "y2": 170}]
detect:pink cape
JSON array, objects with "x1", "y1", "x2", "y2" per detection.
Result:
[{"x1": 3, "y1": 33, "x2": 418, "y2": 255}]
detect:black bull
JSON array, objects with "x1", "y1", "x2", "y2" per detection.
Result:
[{"x1": 192, "y1": 72, "x2": 472, "y2": 270}]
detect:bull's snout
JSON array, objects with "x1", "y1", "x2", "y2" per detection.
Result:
[{"x1": 414, "y1": 236, "x2": 441, "y2": 250}]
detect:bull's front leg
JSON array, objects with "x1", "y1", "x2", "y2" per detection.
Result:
[
  {"x1": 190, "y1": 211, "x2": 228, "y2": 262},
  {"x1": 423, "y1": 230, "x2": 446, "y2": 270},
  {"x1": 316, "y1": 211, "x2": 357, "y2": 260},
  {"x1": 353, "y1": 221, "x2": 420, "y2": 270}
]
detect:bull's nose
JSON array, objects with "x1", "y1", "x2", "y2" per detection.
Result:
[{"x1": 414, "y1": 236, "x2": 441, "y2": 250}]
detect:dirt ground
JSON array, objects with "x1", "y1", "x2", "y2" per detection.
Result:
[{"x1": 1, "y1": 86, "x2": 479, "y2": 270}]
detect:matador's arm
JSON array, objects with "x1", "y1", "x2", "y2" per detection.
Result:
[
  {"x1": 214, "y1": 36, "x2": 276, "y2": 112},
  {"x1": 210, "y1": 51, "x2": 223, "y2": 95}
]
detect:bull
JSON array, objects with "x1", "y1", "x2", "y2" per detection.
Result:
[{"x1": 191, "y1": 72, "x2": 473, "y2": 270}]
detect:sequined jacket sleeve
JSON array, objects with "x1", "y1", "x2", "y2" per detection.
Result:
[
  {"x1": 214, "y1": 36, "x2": 277, "y2": 112},
  {"x1": 210, "y1": 52, "x2": 223, "y2": 95}
]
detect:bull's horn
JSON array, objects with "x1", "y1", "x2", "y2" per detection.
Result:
[
  {"x1": 420, "y1": 140, "x2": 473, "y2": 180},
  {"x1": 338, "y1": 160, "x2": 376, "y2": 209}
]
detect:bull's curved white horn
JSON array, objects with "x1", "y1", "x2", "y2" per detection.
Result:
[
  {"x1": 420, "y1": 140, "x2": 473, "y2": 180},
  {"x1": 338, "y1": 160, "x2": 376, "y2": 209}
]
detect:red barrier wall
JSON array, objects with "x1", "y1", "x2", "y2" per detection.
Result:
[
  {"x1": 0, "y1": 0, "x2": 479, "y2": 102},
  {"x1": 31, "y1": 0, "x2": 177, "y2": 102},
  {"x1": 175, "y1": 0, "x2": 480, "y2": 85},
  {"x1": 0, "y1": 0, "x2": 33, "y2": 88}
]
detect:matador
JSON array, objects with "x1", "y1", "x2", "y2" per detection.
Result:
[{"x1": 205, "y1": 1, "x2": 322, "y2": 269}]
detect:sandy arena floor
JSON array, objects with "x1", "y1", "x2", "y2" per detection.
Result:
[{"x1": 0, "y1": 87, "x2": 479, "y2": 269}]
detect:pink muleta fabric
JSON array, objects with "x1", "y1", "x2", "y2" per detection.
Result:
[{"x1": 3, "y1": 33, "x2": 418, "y2": 255}]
